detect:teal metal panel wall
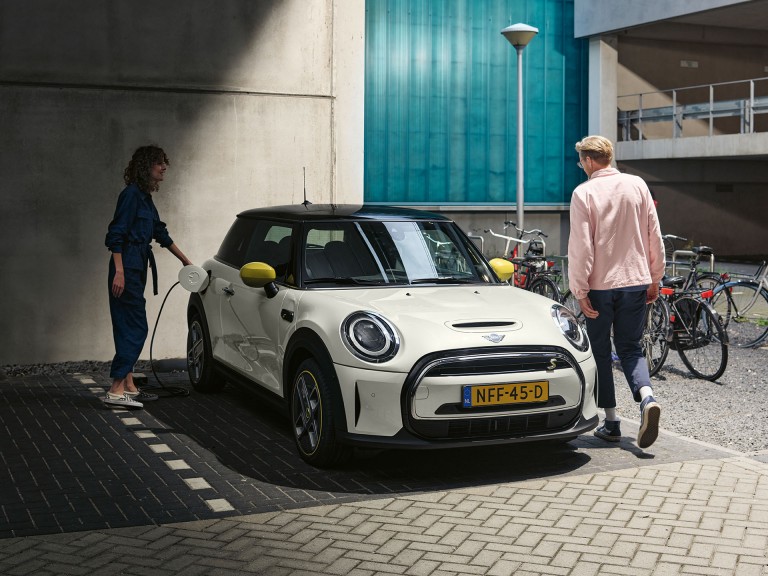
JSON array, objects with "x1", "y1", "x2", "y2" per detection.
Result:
[{"x1": 365, "y1": 0, "x2": 588, "y2": 205}]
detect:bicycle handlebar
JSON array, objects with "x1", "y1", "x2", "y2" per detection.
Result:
[
  {"x1": 662, "y1": 234, "x2": 687, "y2": 241},
  {"x1": 484, "y1": 229, "x2": 529, "y2": 244},
  {"x1": 502, "y1": 221, "x2": 548, "y2": 238}
]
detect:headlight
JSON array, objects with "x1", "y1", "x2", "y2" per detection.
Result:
[
  {"x1": 341, "y1": 311, "x2": 400, "y2": 363},
  {"x1": 551, "y1": 304, "x2": 589, "y2": 352}
]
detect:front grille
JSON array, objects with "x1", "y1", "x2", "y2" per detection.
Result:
[
  {"x1": 410, "y1": 408, "x2": 580, "y2": 439},
  {"x1": 425, "y1": 356, "x2": 570, "y2": 377},
  {"x1": 402, "y1": 346, "x2": 585, "y2": 441}
]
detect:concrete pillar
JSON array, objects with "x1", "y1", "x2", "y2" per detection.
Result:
[{"x1": 587, "y1": 35, "x2": 618, "y2": 142}]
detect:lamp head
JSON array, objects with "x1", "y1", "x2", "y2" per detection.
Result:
[{"x1": 501, "y1": 23, "x2": 539, "y2": 48}]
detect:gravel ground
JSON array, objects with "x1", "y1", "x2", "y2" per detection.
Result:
[
  {"x1": 3, "y1": 344, "x2": 767, "y2": 454},
  {"x1": 613, "y1": 343, "x2": 768, "y2": 454}
]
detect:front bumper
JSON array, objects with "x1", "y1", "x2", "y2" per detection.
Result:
[
  {"x1": 334, "y1": 345, "x2": 598, "y2": 448},
  {"x1": 337, "y1": 414, "x2": 599, "y2": 450}
]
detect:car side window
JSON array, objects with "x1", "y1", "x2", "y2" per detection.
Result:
[
  {"x1": 244, "y1": 221, "x2": 295, "y2": 284},
  {"x1": 216, "y1": 217, "x2": 295, "y2": 284},
  {"x1": 304, "y1": 224, "x2": 383, "y2": 281},
  {"x1": 215, "y1": 217, "x2": 253, "y2": 269}
]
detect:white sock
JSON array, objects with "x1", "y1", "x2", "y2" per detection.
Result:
[
  {"x1": 604, "y1": 407, "x2": 618, "y2": 421},
  {"x1": 638, "y1": 386, "x2": 654, "y2": 401}
]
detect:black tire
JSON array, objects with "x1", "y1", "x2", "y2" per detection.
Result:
[
  {"x1": 674, "y1": 297, "x2": 728, "y2": 381},
  {"x1": 710, "y1": 283, "x2": 732, "y2": 325},
  {"x1": 529, "y1": 276, "x2": 561, "y2": 302},
  {"x1": 692, "y1": 271, "x2": 722, "y2": 291},
  {"x1": 711, "y1": 281, "x2": 768, "y2": 348},
  {"x1": 290, "y1": 357, "x2": 351, "y2": 468},
  {"x1": 187, "y1": 312, "x2": 223, "y2": 392},
  {"x1": 643, "y1": 298, "x2": 670, "y2": 377}
]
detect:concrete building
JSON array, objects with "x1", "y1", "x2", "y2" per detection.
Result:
[
  {"x1": 2, "y1": 0, "x2": 765, "y2": 366},
  {"x1": 0, "y1": 0, "x2": 365, "y2": 365},
  {"x1": 575, "y1": 0, "x2": 768, "y2": 259}
]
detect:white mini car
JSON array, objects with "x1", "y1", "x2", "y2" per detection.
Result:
[{"x1": 186, "y1": 204, "x2": 598, "y2": 467}]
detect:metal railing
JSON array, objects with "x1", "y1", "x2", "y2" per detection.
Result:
[{"x1": 618, "y1": 77, "x2": 768, "y2": 141}]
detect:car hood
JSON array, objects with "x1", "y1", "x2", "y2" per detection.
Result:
[{"x1": 294, "y1": 284, "x2": 590, "y2": 370}]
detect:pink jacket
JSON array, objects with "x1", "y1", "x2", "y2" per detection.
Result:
[{"x1": 568, "y1": 167, "x2": 665, "y2": 300}]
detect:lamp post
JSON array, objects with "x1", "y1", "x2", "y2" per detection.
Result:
[{"x1": 501, "y1": 23, "x2": 538, "y2": 232}]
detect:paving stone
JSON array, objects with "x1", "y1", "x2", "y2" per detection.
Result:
[{"x1": 4, "y1": 372, "x2": 768, "y2": 575}]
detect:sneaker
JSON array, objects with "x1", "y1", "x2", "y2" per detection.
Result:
[
  {"x1": 638, "y1": 396, "x2": 661, "y2": 449},
  {"x1": 594, "y1": 420, "x2": 621, "y2": 442},
  {"x1": 125, "y1": 389, "x2": 158, "y2": 402},
  {"x1": 103, "y1": 392, "x2": 143, "y2": 409}
]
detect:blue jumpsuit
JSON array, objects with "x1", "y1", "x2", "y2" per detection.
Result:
[{"x1": 105, "y1": 183, "x2": 174, "y2": 380}]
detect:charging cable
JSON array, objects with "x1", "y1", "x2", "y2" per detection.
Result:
[{"x1": 144, "y1": 281, "x2": 190, "y2": 397}]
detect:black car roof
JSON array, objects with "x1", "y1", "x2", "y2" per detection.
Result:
[{"x1": 236, "y1": 203, "x2": 451, "y2": 222}]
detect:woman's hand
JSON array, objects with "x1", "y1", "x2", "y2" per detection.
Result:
[{"x1": 112, "y1": 269, "x2": 125, "y2": 298}]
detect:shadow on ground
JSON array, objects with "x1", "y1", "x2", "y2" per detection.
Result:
[{"x1": 143, "y1": 380, "x2": 593, "y2": 496}]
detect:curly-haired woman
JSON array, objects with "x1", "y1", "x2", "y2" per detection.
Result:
[{"x1": 104, "y1": 145, "x2": 192, "y2": 408}]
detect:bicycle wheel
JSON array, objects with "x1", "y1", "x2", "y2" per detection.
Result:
[
  {"x1": 692, "y1": 272, "x2": 722, "y2": 291},
  {"x1": 674, "y1": 296, "x2": 728, "y2": 381},
  {"x1": 643, "y1": 298, "x2": 670, "y2": 377},
  {"x1": 529, "y1": 276, "x2": 561, "y2": 302},
  {"x1": 711, "y1": 281, "x2": 768, "y2": 347}
]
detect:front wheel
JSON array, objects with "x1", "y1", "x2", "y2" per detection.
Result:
[
  {"x1": 529, "y1": 276, "x2": 561, "y2": 302},
  {"x1": 643, "y1": 298, "x2": 670, "y2": 377},
  {"x1": 187, "y1": 312, "x2": 223, "y2": 392},
  {"x1": 290, "y1": 358, "x2": 351, "y2": 468},
  {"x1": 674, "y1": 297, "x2": 728, "y2": 381}
]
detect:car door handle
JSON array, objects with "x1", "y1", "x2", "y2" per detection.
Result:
[{"x1": 222, "y1": 286, "x2": 235, "y2": 296}]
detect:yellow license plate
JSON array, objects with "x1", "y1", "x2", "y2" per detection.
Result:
[{"x1": 462, "y1": 381, "x2": 549, "y2": 408}]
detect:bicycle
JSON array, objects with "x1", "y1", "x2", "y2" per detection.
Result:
[
  {"x1": 484, "y1": 222, "x2": 561, "y2": 301},
  {"x1": 642, "y1": 279, "x2": 728, "y2": 381},
  {"x1": 663, "y1": 244, "x2": 726, "y2": 292},
  {"x1": 709, "y1": 260, "x2": 768, "y2": 348}
]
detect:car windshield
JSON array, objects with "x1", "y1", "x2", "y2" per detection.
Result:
[{"x1": 302, "y1": 220, "x2": 496, "y2": 286}]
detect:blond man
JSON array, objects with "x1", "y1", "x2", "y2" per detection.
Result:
[{"x1": 568, "y1": 135, "x2": 666, "y2": 448}]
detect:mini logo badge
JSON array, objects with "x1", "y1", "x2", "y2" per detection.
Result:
[
  {"x1": 482, "y1": 333, "x2": 505, "y2": 343},
  {"x1": 547, "y1": 358, "x2": 557, "y2": 372}
]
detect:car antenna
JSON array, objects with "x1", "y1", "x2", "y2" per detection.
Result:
[{"x1": 302, "y1": 167, "x2": 312, "y2": 206}]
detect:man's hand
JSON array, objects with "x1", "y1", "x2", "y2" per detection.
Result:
[
  {"x1": 646, "y1": 283, "x2": 660, "y2": 304},
  {"x1": 578, "y1": 297, "x2": 599, "y2": 319}
]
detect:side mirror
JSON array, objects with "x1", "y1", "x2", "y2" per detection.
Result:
[
  {"x1": 240, "y1": 262, "x2": 277, "y2": 288},
  {"x1": 489, "y1": 258, "x2": 515, "y2": 282},
  {"x1": 240, "y1": 262, "x2": 280, "y2": 298}
]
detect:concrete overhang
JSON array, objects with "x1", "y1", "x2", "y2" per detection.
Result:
[
  {"x1": 616, "y1": 133, "x2": 768, "y2": 161},
  {"x1": 575, "y1": 0, "x2": 768, "y2": 39}
]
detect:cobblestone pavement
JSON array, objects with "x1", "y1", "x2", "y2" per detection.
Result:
[{"x1": 1, "y1": 370, "x2": 767, "y2": 575}]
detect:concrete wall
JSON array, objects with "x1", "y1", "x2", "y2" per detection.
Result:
[
  {"x1": 620, "y1": 158, "x2": 768, "y2": 259},
  {"x1": 0, "y1": 0, "x2": 365, "y2": 365}
]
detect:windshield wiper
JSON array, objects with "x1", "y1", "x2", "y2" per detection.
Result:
[
  {"x1": 303, "y1": 277, "x2": 382, "y2": 285},
  {"x1": 409, "y1": 277, "x2": 477, "y2": 284}
]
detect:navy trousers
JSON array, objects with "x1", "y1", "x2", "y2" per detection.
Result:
[
  {"x1": 108, "y1": 260, "x2": 148, "y2": 380},
  {"x1": 585, "y1": 289, "x2": 650, "y2": 409}
]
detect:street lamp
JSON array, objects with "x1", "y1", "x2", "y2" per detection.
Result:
[{"x1": 501, "y1": 23, "x2": 538, "y2": 232}]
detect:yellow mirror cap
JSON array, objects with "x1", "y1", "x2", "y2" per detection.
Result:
[
  {"x1": 240, "y1": 262, "x2": 277, "y2": 287},
  {"x1": 489, "y1": 257, "x2": 514, "y2": 281}
]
